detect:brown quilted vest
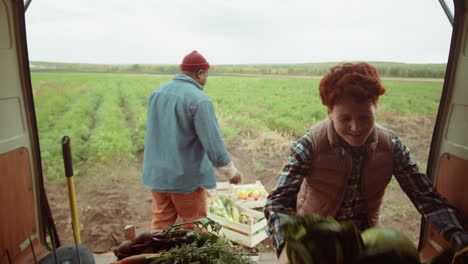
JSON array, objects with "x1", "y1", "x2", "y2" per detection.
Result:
[{"x1": 296, "y1": 120, "x2": 394, "y2": 227}]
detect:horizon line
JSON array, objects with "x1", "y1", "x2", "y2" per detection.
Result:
[{"x1": 29, "y1": 60, "x2": 449, "y2": 66}]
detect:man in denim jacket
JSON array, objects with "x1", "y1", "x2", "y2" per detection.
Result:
[{"x1": 142, "y1": 50, "x2": 241, "y2": 230}]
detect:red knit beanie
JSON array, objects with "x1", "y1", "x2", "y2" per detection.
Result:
[{"x1": 180, "y1": 50, "x2": 210, "y2": 72}]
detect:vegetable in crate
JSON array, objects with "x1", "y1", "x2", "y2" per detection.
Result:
[
  {"x1": 236, "y1": 187, "x2": 267, "y2": 201},
  {"x1": 210, "y1": 197, "x2": 233, "y2": 221},
  {"x1": 280, "y1": 214, "x2": 364, "y2": 264},
  {"x1": 210, "y1": 195, "x2": 242, "y2": 223},
  {"x1": 221, "y1": 195, "x2": 241, "y2": 223}
]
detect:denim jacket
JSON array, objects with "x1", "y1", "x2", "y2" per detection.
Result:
[{"x1": 142, "y1": 74, "x2": 231, "y2": 193}]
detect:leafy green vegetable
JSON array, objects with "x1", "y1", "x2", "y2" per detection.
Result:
[
  {"x1": 361, "y1": 227, "x2": 419, "y2": 262},
  {"x1": 280, "y1": 214, "x2": 364, "y2": 264},
  {"x1": 142, "y1": 218, "x2": 254, "y2": 264},
  {"x1": 114, "y1": 218, "x2": 222, "y2": 260},
  {"x1": 146, "y1": 239, "x2": 254, "y2": 264}
]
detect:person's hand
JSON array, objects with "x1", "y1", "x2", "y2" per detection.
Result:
[
  {"x1": 229, "y1": 171, "x2": 243, "y2": 184},
  {"x1": 215, "y1": 162, "x2": 243, "y2": 183},
  {"x1": 278, "y1": 247, "x2": 290, "y2": 264}
]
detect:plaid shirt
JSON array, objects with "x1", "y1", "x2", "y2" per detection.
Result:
[
  {"x1": 264, "y1": 129, "x2": 467, "y2": 256},
  {"x1": 334, "y1": 139, "x2": 369, "y2": 230}
]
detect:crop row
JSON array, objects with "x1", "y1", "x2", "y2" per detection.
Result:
[
  {"x1": 87, "y1": 80, "x2": 136, "y2": 165},
  {"x1": 33, "y1": 74, "x2": 162, "y2": 181},
  {"x1": 118, "y1": 80, "x2": 151, "y2": 153},
  {"x1": 38, "y1": 86, "x2": 103, "y2": 180}
]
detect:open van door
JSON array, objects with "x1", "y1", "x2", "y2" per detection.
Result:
[
  {"x1": 0, "y1": 0, "x2": 64, "y2": 263},
  {"x1": 1, "y1": 0, "x2": 113, "y2": 262},
  {"x1": 419, "y1": 0, "x2": 468, "y2": 262}
]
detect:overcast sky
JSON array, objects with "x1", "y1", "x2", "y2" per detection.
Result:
[{"x1": 25, "y1": 0, "x2": 454, "y2": 65}]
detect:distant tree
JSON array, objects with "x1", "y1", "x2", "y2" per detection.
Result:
[{"x1": 130, "y1": 64, "x2": 141, "y2": 72}]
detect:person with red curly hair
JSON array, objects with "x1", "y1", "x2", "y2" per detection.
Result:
[{"x1": 264, "y1": 63, "x2": 468, "y2": 263}]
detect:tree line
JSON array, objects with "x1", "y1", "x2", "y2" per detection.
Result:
[{"x1": 30, "y1": 61, "x2": 446, "y2": 79}]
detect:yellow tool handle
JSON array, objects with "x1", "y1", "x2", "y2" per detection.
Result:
[
  {"x1": 66, "y1": 176, "x2": 81, "y2": 244},
  {"x1": 62, "y1": 136, "x2": 81, "y2": 244}
]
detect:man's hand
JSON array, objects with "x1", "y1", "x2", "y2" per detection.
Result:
[
  {"x1": 229, "y1": 171, "x2": 243, "y2": 184},
  {"x1": 215, "y1": 162, "x2": 243, "y2": 184}
]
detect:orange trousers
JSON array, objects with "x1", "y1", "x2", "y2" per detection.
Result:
[{"x1": 150, "y1": 188, "x2": 207, "y2": 231}]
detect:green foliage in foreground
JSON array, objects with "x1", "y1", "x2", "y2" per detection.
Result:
[
  {"x1": 31, "y1": 72, "x2": 442, "y2": 181},
  {"x1": 280, "y1": 215, "x2": 421, "y2": 264},
  {"x1": 281, "y1": 214, "x2": 364, "y2": 264}
]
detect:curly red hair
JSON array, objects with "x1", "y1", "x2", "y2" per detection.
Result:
[{"x1": 319, "y1": 62, "x2": 386, "y2": 109}]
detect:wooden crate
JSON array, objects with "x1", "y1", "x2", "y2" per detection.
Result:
[
  {"x1": 208, "y1": 206, "x2": 268, "y2": 248},
  {"x1": 215, "y1": 181, "x2": 231, "y2": 194},
  {"x1": 235, "y1": 198, "x2": 267, "y2": 209}
]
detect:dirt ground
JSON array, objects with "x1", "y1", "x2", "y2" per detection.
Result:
[{"x1": 45, "y1": 115, "x2": 434, "y2": 253}]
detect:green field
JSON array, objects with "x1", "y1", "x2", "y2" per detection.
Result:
[{"x1": 32, "y1": 72, "x2": 443, "y2": 181}]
